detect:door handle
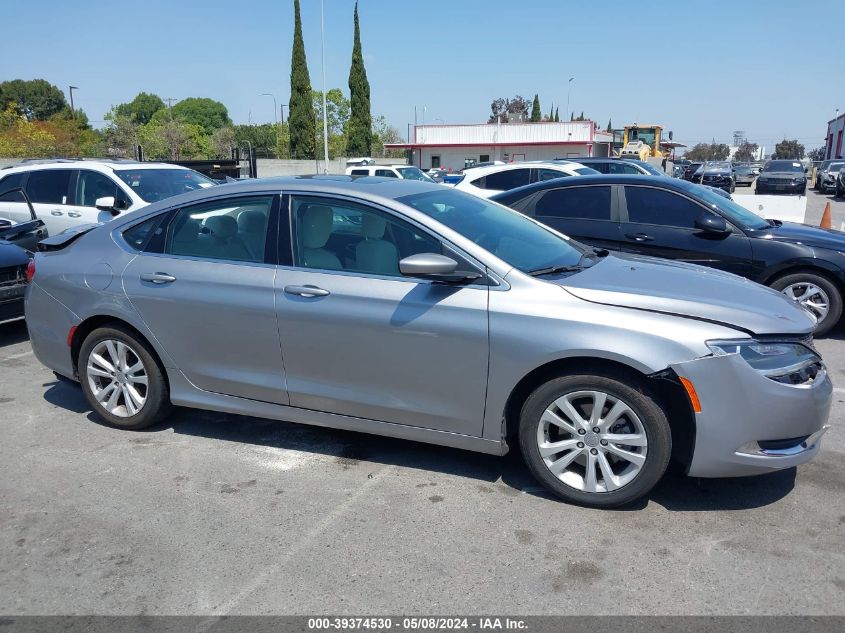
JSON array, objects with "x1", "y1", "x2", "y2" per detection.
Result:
[
  {"x1": 625, "y1": 232, "x2": 653, "y2": 242},
  {"x1": 284, "y1": 284, "x2": 330, "y2": 298},
  {"x1": 140, "y1": 272, "x2": 177, "y2": 284},
  {"x1": 51, "y1": 210, "x2": 63, "y2": 216},
  {"x1": 67, "y1": 212, "x2": 81, "y2": 218}
]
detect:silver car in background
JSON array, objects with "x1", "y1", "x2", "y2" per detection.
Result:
[{"x1": 25, "y1": 177, "x2": 831, "y2": 507}]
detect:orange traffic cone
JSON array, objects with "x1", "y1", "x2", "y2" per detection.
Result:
[{"x1": 820, "y1": 202, "x2": 832, "y2": 229}]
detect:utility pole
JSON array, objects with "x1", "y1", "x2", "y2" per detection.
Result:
[
  {"x1": 165, "y1": 97, "x2": 177, "y2": 121},
  {"x1": 68, "y1": 86, "x2": 78, "y2": 120},
  {"x1": 566, "y1": 77, "x2": 574, "y2": 121},
  {"x1": 320, "y1": 0, "x2": 329, "y2": 172}
]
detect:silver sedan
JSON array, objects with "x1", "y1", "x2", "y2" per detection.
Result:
[{"x1": 25, "y1": 176, "x2": 831, "y2": 507}]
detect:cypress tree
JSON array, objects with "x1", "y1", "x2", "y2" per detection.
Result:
[
  {"x1": 530, "y1": 94, "x2": 541, "y2": 122},
  {"x1": 548, "y1": 103, "x2": 553, "y2": 121},
  {"x1": 346, "y1": 1, "x2": 372, "y2": 156},
  {"x1": 606, "y1": 118, "x2": 613, "y2": 132},
  {"x1": 554, "y1": 107, "x2": 559, "y2": 122},
  {"x1": 289, "y1": 0, "x2": 316, "y2": 159}
]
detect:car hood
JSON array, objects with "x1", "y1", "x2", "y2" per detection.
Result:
[
  {"x1": 554, "y1": 253, "x2": 815, "y2": 335},
  {"x1": 755, "y1": 221, "x2": 845, "y2": 250}
]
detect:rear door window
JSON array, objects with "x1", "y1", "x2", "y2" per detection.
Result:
[
  {"x1": 536, "y1": 168, "x2": 571, "y2": 182},
  {"x1": 375, "y1": 169, "x2": 398, "y2": 178},
  {"x1": 533, "y1": 186, "x2": 613, "y2": 220},
  {"x1": 625, "y1": 186, "x2": 703, "y2": 228},
  {"x1": 25, "y1": 170, "x2": 72, "y2": 204},
  {"x1": 472, "y1": 168, "x2": 531, "y2": 191}
]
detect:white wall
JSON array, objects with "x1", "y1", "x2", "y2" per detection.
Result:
[{"x1": 416, "y1": 144, "x2": 595, "y2": 171}]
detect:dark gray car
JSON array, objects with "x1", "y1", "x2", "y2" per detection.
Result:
[{"x1": 25, "y1": 177, "x2": 831, "y2": 507}]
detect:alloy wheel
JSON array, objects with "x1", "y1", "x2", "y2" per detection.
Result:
[
  {"x1": 782, "y1": 282, "x2": 830, "y2": 322},
  {"x1": 537, "y1": 390, "x2": 647, "y2": 493},
  {"x1": 86, "y1": 339, "x2": 148, "y2": 417}
]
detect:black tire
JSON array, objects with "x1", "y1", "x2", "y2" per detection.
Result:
[
  {"x1": 518, "y1": 370, "x2": 672, "y2": 508},
  {"x1": 770, "y1": 272, "x2": 843, "y2": 337},
  {"x1": 78, "y1": 324, "x2": 172, "y2": 430}
]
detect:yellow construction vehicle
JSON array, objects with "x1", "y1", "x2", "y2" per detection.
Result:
[{"x1": 620, "y1": 124, "x2": 667, "y2": 160}]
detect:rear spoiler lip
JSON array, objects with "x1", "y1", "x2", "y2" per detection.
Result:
[{"x1": 37, "y1": 224, "x2": 99, "y2": 252}]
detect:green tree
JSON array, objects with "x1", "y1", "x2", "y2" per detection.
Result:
[
  {"x1": 530, "y1": 94, "x2": 541, "y2": 122},
  {"x1": 554, "y1": 107, "x2": 559, "y2": 122},
  {"x1": 0, "y1": 79, "x2": 67, "y2": 120},
  {"x1": 346, "y1": 1, "x2": 372, "y2": 156},
  {"x1": 606, "y1": 119, "x2": 613, "y2": 132},
  {"x1": 313, "y1": 88, "x2": 350, "y2": 159},
  {"x1": 170, "y1": 98, "x2": 231, "y2": 135},
  {"x1": 808, "y1": 147, "x2": 826, "y2": 162},
  {"x1": 733, "y1": 141, "x2": 759, "y2": 163},
  {"x1": 547, "y1": 103, "x2": 553, "y2": 121},
  {"x1": 138, "y1": 119, "x2": 210, "y2": 160},
  {"x1": 114, "y1": 92, "x2": 165, "y2": 125},
  {"x1": 211, "y1": 126, "x2": 237, "y2": 158},
  {"x1": 686, "y1": 142, "x2": 731, "y2": 161},
  {"x1": 371, "y1": 115, "x2": 404, "y2": 158},
  {"x1": 488, "y1": 95, "x2": 530, "y2": 123},
  {"x1": 289, "y1": 0, "x2": 316, "y2": 159},
  {"x1": 103, "y1": 110, "x2": 140, "y2": 158},
  {"x1": 773, "y1": 139, "x2": 805, "y2": 159}
]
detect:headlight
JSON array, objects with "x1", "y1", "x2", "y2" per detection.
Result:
[{"x1": 706, "y1": 339, "x2": 823, "y2": 384}]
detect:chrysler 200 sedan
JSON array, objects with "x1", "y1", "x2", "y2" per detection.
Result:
[{"x1": 25, "y1": 177, "x2": 831, "y2": 507}]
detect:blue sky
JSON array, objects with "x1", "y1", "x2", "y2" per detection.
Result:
[{"x1": 2, "y1": 0, "x2": 843, "y2": 152}]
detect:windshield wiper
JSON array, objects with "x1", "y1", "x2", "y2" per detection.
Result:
[{"x1": 527, "y1": 264, "x2": 586, "y2": 277}]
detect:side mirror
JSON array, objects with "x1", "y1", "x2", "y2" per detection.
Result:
[
  {"x1": 399, "y1": 253, "x2": 482, "y2": 282},
  {"x1": 695, "y1": 214, "x2": 728, "y2": 234},
  {"x1": 399, "y1": 253, "x2": 458, "y2": 276},
  {"x1": 95, "y1": 196, "x2": 126, "y2": 217}
]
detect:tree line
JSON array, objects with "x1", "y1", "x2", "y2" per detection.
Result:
[{"x1": 0, "y1": 2, "x2": 405, "y2": 161}]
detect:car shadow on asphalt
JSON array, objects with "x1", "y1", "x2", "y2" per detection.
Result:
[
  {"x1": 0, "y1": 320, "x2": 29, "y2": 348},
  {"x1": 41, "y1": 379, "x2": 798, "y2": 513}
]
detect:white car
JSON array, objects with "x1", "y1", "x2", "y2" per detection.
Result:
[
  {"x1": 453, "y1": 161, "x2": 599, "y2": 198},
  {"x1": 0, "y1": 159, "x2": 217, "y2": 235},
  {"x1": 345, "y1": 164, "x2": 436, "y2": 182}
]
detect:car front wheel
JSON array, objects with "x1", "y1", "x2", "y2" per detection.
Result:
[
  {"x1": 518, "y1": 371, "x2": 671, "y2": 508},
  {"x1": 771, "y1": 273, "x2": 843, "y2": 336},
  {"x1": 78, "y1": 325, "x2": 172, "y2": 429}
]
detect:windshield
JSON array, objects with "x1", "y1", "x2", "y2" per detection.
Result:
[
  {"x1": 632, "y1": 161, "x2": 665, "y2": 176},
  {"x1": 762, "y1": 161, "x2": 803, "y2": 173},
  {"x1": 735, "y1": 165, "x2": 752, "y2": 173},
  {"x1": 397, "y1": 167, "x2": 435, "y2": 182},
  {"x1": 574, "y1": 167, "x2": 601, "y2": 175},
  {"x1": 705, "y1": 161, "x2": 731, "y2": 170},
  {"x1": 397, "y1": 188, "x2": 588, "y2": 273},
  {"x1": 115, "y1": 169, "x2": 216, "y2": 202},
  {"x1": 829, "y1": 162, "x2": 844, "y2": 172},
  {"x1": 681, "y1": 181, "x2": 769, "y2": 230}
]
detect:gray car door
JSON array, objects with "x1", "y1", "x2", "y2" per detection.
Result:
[
  {"x1": 122, "y1": 193, "x2": 287, "y2": 404},
  {"x1": 274, "y1": 194, "x2": 490, "y2": 436}
]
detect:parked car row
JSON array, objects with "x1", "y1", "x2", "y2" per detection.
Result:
[
  {"x1": 815, "y1": 159, "x2": 844, "y2": 193},
  {"x1": 491, "y1": 174, "x2": 845, "y2": 335},
  {"x1": 24, "y1": 176, "x2": 831, "y2": 509}
]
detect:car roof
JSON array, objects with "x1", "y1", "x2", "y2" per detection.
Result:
[
  {"x1": 464, "y1": 162, "x2": 587, "y2": 178},
  {"x1": 1, "y1": 159, "x2": 192, "y2": 174},
  {"x1": 489, "y1": 173, "x2": 702, "y2": 202}
]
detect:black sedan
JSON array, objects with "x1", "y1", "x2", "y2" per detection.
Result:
[
  {"x1": 756, "y1": 159, "x2": 807, "y2": 195},
  {"x1": 492, "y1": 174, "x2": 845, "y2": 335},
  {"x1": 690, "y1": 161, "x2": 735, "y2": 193},
  {"x1": 0, "y1": 187, "x2": 42, "y2": 323}
]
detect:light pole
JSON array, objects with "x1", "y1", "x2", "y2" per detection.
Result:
[
  {"x1": 261, "y1": 93, "x2": 280, "y2": 159},
  {"x1": 319, "y1": 0, "x2": 329, "y2": 172},
  {"x1": 566, "y1": 77, "x2": 574, "y2": 121},
  {"x1": 68, "y1": 85, "x2": 78, "y2": 120},
  {"x1": 280, "y1": 103, "x2": 287, "y2": 124},
  {"x1": 260, "y1": 93, "x2": 278, "y2": 123}
]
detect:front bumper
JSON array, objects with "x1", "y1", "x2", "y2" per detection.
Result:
[
  {"x1": 757, "y1": 180, "x2": 806, "y2": 194},
  {"x1": 671, "y1": 352, "x2": 831, "y2": 477}
]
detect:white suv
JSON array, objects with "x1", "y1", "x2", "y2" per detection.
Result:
[
  {"x1": 0, "y1": 159, "x2": 216, "y2": 235},
  {"x1": 345, "y1": 164, "x2": 436, "y2": 182},
  {"x1": 454, "y1": 161, "x2": 599, "y2": 199}
]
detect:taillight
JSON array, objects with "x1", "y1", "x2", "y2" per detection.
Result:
[{"x1": 25, "y1": 259, "x2": 36, "y2": 283}]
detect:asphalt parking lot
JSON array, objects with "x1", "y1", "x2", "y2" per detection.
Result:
[{"x1": 2, "y1": 187, "x2": 845, "y2": 616}]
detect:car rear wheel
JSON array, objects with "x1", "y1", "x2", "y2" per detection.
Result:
[
  {"x1": 771, "y1": 273, "x2": 842, "y2": 336},
  {"x1": 78, "y1": 325, "x2": 172, "y2": 430},
  {"x1": 518, "y1": 371, "x2": 671, "y2": 508}
]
